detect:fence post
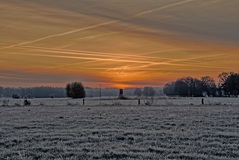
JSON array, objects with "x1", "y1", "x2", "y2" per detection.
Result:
[
  {"x1": 83, "y1": 99, "x2": 85, "y2": 105},
  {"x1": 138, "y1": 99, "x2": 140, "y2": 105}
]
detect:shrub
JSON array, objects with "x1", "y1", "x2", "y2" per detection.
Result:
[
  {"x1": 12, "y1": 93, "x2": 20, "y2": 99},
  {"x1": 24, "y1": 99, "x2": 31, "y2": 106}
]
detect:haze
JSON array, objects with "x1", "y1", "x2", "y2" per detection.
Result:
[{"x1": 1, "y1": 0, "x2": 239, "y2": 88}]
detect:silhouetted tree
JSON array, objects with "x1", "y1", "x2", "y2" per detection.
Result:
[
  {"x1": 217, "y1": 72, "x2": 239, "y2": 96},
  {"x1": 223, "y1": 72, "x2": 239, "y2": 96},
  {"x1": 66, "y1": 83, "x2": 71, "y2": 97},
  {"x1": 193, "y1": 78, "x2": 204, "y2": 97},
  {"x1": 66, "y1": 82, "x2": 85, "y2": 98},
  {"x1": 163, "y1": 76, "x2": 217, "y2": 97},
  {"x1": 163, "y1": 82, "x2": 176, "y2": 96},
  {"x1": 201, "y1": 76, "x2": 217, "y2": 96},
  {"x1": 134, "y1": 88, "x2": 142, "y2": 97},
  {"x1": 180, "y1": 77, "x2": 195, "y2": 96},
  {"x1": 218, "y1": 72, "x2": 230, "y2": 89},
  {"x1": 174, "y1": 80, "x2": 188, "y2": 96}
]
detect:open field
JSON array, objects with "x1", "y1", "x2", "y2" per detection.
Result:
[{"x1": 0, "y1": 98, "x2": 239, "y2": 160}]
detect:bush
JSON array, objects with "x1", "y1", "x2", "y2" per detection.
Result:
[
  {"x1": 66, "y1": 82, "x2": 85, "y2": 99},
  {"x1": 24, "y1": 99, "x2": 31, "y2": 106},
  {"x1": 12, "y1": 93, "x2": 20, "y2": 99}
]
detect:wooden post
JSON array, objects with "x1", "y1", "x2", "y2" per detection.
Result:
[
  {"x1": 138, "y1": 99, "x2": 140, "y2": 105},
  {"x1": 83, "y1": 99, "x2": 85, "y2": 105}
]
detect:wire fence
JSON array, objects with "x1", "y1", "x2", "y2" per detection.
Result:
[{"x1": 1, "y1": 97, "x2": 239, "y2": 107}]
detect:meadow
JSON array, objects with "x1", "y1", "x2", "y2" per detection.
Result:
[{"x1": 0, "y1": 98, "x2": 239, "y2": 160}]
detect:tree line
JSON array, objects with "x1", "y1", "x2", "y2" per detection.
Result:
[
  {"x1": 0, "y1": 86, "x2": 66, "y2": 98},
  {"x1": 163, "y1": 72, "x2": 239, "y2": 97},
  {"x1": 0, "y1": 84, "x2": 163, "y2": 99},
  {"x1": 2, "y1": 71, "x2": 237, "y2": 99},
  {"x1": 66, "y1": 82, "x2": 159, "y2": 99}
]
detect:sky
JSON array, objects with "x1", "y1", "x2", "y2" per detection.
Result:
[{"x1": 1, "y1": 0, "x2": 239, "y2": 88}]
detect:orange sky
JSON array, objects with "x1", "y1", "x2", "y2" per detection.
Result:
[{"x1": 1, "y1": 0, "x2": 239, "y2": 88}]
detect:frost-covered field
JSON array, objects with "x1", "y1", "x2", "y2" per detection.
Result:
[{"x1": 0, "y1": 99, "x2": 239, "y2": 159}]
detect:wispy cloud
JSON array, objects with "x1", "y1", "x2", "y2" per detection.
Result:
[{"x1": 1, "y1": 0, "x2": 239, "y2": 87}]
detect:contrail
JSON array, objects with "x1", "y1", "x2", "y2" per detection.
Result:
[
  {"x1": 11, "y1": 50, "x2": 211, "y2": 71},
  {"x1": 7, "y1": 52, "x2": 166, "y2": 65},
  {"x1": 1, "y1": 20, "x2": 118, "y2": 49},
  {"x1": 131, "y1": 0, "x2": 193, "y2": 17},
  {"x1": 17, "y1": 45, "x2": 225, "y2": 70},
  {"x1": 17, "y1": 46, "x2": 190, "y2": 69},
  {"x1": 2, "y1": 45, "x2": 184, "y2": 70},
  {"x1": 6, "y1": 45, "x2": 226, "y2": 71},
  {"x1": 119, "y1": 53, "x2": 226, "y2": 70},
  {"x1": 1, "y1": 0, "x2": 194, "y2": 49},
  {"x1": 76, "y1": 27, "x2": 145, "y2": 40},
  {"x1": 104, "y1": 53, "x2": 226, "y2": 74},
  {"x1": 18, "y1": 45, "x2": 175, "y2": 61},
  {"x1": 48, "y1": 60, "x2": 98, "y2": 69}
]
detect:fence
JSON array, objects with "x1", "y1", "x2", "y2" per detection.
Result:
[{"x1": 1, "y1": 97, "x2": 239, "y2": 107}]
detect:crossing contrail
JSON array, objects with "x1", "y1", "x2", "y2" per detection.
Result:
[
  {"x1": 7, "y1": 49, "x2": 210, "y2": 69},
  {"x1": 1, "y1": 0, "x2": 194, "y2": 49},
  {"x1": 15, "y1": 46, "x2": 182, "y2": 69},
  {"x1": 14, "y1": 44, "x2": 226, "y2": 70},
  {"x1": 18, "y1": 45, "x2": 177, "y2": 61},
  {"x1": 1, "y1": 20, "x2": 118, "y2": 49}
]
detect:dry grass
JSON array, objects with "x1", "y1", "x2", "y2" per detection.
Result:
[{"x1": 0, "y1": 99, "x2": 238, "y2": 159}]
